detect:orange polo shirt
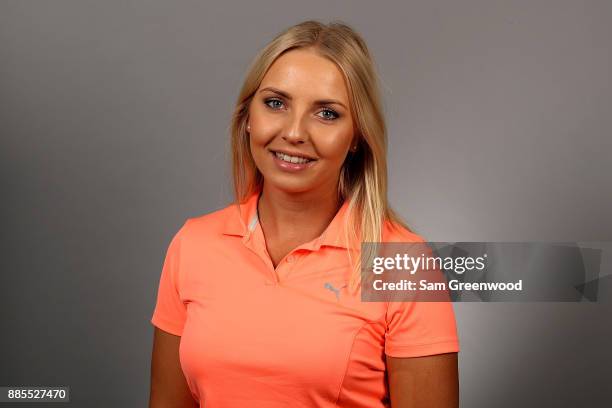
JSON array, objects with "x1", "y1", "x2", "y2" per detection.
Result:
[{"x1": 150, "y1": 190, "x2": 459, "y2": 407}]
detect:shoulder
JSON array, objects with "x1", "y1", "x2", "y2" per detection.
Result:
[
  {"x1": 382, "y1": 220, "x2": 426, "y2": 243},
  {"x1": 178, "y1": 202, "x2": 239, "y2": 241}
]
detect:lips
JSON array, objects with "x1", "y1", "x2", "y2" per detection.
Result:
[
  {"x1": 269, "y1": 150, "x2": 317, "y2": 172},
  {"x1": 269, "y1": 149, "x2": 317, "y2": 161}
]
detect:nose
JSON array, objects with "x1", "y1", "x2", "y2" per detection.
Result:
[{"x1": 281, "y1": 110, "x2": 308, "y2": 145}]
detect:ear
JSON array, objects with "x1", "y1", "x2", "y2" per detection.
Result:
[{"x1": 350, "y1": 136, "x2": 358, "y2": 152}]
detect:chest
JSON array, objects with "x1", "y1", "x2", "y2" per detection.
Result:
[
  {"x1": 265, "y1": 239, "x2": 303, "y2": 268},
  {"x1": 179, "y1": 278, "x2": 387, "y2": 405},
  {"x1": 180, "y1": 244, "x2": 386, "y2": 350},
  {"x1": 175, "y1": 237, "x2": 391, "y2": 405}
]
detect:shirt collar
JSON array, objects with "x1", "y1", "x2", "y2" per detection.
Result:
[{"x1": 221, "y1": 190, "x2": 359, "y2": 251}]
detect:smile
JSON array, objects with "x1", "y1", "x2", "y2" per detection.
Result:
[
  {"x1": 271, "y1": 151, "x2": 315, "y2": 164},
  {"x1": 269, "y1": 150, "x2": 317, "y2": 172}
]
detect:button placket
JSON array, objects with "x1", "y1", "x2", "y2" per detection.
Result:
[
  {"x1": 244, "y1": 213, "x2": 283, "y2": 285},
  {"x1": 278, "y1": 250, "x2": 306, "y2": 282}
]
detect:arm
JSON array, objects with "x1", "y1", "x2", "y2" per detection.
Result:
[
  {"x1": 386, "y1": 352, "x2": 459, "y2": 408},
  {"x1": 149, "y1": 327, "x2": 199, "y2": 408}
]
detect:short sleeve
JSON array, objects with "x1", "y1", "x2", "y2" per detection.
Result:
[
  {"x1": 150, "y1": 221, "x2": 190, "y2": 336},
  {"x1": 384, "y1": 300, "x2": 460, "y2": 357},
  {"x1": 381, "y1": 223, "x2": 460, "y2": 357}
]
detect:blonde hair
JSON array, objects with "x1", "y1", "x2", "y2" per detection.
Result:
[{"x1": 228, "y1": 19, "x2": 413, "y2": 295}]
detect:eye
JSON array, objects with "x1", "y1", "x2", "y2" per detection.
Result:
[
  {"x1": 317, "y1": 108, "x2": 340, "y2": 121},
  {"x1": 264, "y1": 98, "x2": 284, "y2": 110},
  {"x1": 263, "y1": 98, "x2": 340, "y2": 121}
]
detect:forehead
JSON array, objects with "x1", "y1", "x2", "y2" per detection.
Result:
[{"x1": 259, "y1": 48, "x2": 350, "y2": 104}]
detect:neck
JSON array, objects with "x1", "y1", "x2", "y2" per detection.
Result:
[{"x1": 257, "y1": 183, "x2": 342, "y2": 243}]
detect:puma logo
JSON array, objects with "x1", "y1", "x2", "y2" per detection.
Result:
[{"x1": 324, "y1": 282, "x2": 347, "y2": 300}]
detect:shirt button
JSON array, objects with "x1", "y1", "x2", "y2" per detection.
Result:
[{"x1": 286, "y1": 255, "x2": 295, "y2": 263}]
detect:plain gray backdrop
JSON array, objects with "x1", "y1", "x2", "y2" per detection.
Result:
[{"x1": 1, "y1": 1, "x2": 611, "y2": 407}]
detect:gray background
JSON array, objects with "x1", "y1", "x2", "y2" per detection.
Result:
[{"x1": 1, "y1": 0, "x2": 611, "y2": 407}]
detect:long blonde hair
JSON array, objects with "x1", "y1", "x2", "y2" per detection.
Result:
[{"x1": 228, "y1": 20, "x2": 413, "y2": 295}]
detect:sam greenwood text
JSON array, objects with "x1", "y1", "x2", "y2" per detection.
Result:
[{"x1": 372, "y1": 279, "x2": 523, "y2": 291}]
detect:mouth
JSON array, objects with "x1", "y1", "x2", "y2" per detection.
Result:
[
  {"x1": 268, "y1": 149, "x2": 318, "y2": 172},
  {"x1": 269, "y1": 150, "x2": 317, "y2": 164}
]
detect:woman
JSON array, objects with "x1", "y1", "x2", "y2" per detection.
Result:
[{"x1": 150, "y1": 20, "x2": 459, "y2": 408}]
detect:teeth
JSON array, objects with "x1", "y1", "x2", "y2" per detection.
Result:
[{"x1": 274, "y1": 151, "x2": 312, "y2": 164}]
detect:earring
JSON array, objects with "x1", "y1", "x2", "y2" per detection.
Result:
[{"x1": 247, "y1": 124, "x2": 251, "y2": 132}]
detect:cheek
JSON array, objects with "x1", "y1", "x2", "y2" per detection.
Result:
[
  {"x1": 249, "y1": 107, "x2": 280, "y2": 145},
  {"x1": 315, "y1": 131, "x2": 352, "y2": 161},
  {"x1": 249, "y1": 130, "x2": 268, "y2": 149}
]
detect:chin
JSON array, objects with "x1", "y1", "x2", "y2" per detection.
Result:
[
  {"x1": 264, "y1": 175, "x2": 314, "y2": 194},
  {"x1": 271, "y1": 182, "x2": 313, "y2": 194}
]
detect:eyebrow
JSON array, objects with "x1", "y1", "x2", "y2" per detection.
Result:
[{"x1": 258, "y1": 86, "x2": 348, "y2": 110}]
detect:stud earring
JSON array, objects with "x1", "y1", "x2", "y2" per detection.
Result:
[{"x1": 247, "y1": 124, "x2": 251, "y2": 132}]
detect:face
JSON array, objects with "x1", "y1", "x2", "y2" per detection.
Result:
[{"x1": 247, "y1": 48, "x2": 356, "y2": 195}]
